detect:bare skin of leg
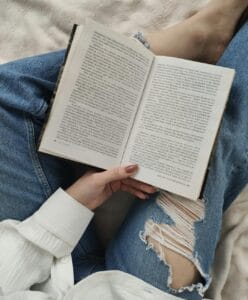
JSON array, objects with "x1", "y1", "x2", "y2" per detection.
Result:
[
  {"x1": 145, "y1": 0, "x2": 248, "y2": 63},
  {"x1": 142, "y1": 0, "x2": 248, "y2": 290}
]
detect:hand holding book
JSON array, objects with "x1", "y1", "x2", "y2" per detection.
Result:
[
  {"x1": 66, "y1": 164, "x2": 157, "y2": 210},
  {"x1": 39, "y1": 19, "x2": 235, "y2": 200}
]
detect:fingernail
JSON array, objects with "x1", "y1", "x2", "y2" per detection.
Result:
[{"x1": 125, "y1": 164, "x2": 138, "y2": 173}]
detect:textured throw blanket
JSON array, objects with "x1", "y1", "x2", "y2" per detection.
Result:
[{"x1": 1, "y1": 1, "x2": 247, "y2": 299}]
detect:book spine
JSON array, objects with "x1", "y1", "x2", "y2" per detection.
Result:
[{"x1": 37, "y1": 24, "x2": 78, "y2": 148}]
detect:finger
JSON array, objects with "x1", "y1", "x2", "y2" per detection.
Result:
[
  {"x1": 121, "y1": 178, "x2": 157, "y2": 194},
  {"x1": 97, "y1": 164, "x2": 138, "y2": 185},
  {"x1": 121, "y1": 183, "x2": 149, "y2": 200}
]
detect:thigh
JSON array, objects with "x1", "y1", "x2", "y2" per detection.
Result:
[
  {"x1": 0, "y1": 50, "x2": 69, "y2": 220},
  {"x1": 0, "y1": 51, "x2": 104, "y2": 282},
  {"x1": 106, "y1": 22, "x2": 248, "y2": 299}
]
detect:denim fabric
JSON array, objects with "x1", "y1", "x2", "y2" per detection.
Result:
[
  {"x1": 0, "y1": 50, "x2": 105, "y2": 282},
  {"x1": 106, "y1": 22, "x2": 248, "y2": 299},
  {"x1": 0, "y1": 22, "x2": 247, "y2": 299}
]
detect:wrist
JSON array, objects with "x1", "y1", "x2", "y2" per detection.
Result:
[{"x1": 65, "y1": 185, "x2": 94, "y2": 211}]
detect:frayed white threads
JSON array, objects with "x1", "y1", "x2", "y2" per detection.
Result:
[
  {"x1": 139, "y1": 191, "x2": 208, "y2": 295},
  {"x1": 143, "y1": 191, "x2": 205, "y2": 261}
]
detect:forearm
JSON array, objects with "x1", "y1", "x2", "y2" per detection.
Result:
[{"x1": 0, "y1": 189, "x2": 93, "y2": 295}]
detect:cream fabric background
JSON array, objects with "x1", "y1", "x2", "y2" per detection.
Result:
[{"x1": 0, "y1": 1, "x2": 247, "y2": 299}]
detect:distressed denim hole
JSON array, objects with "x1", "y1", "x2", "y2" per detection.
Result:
[{"x1": 139, "y1": 191, "x2": 209, "y2": 296}]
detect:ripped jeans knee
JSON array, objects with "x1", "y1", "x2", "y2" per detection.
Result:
[
  {"x1": 140, "y1": 191, "x2": 209, "y2": 297},
  {"x1": 106, "y1": 190, "x2": 215, "y2": 300}
]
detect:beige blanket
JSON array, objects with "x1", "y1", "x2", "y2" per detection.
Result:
[{"x1": 1, "y1": 1, "x2": 247, "y2": 299}]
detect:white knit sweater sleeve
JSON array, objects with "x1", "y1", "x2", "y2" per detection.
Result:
[{"x1": 0, "y1": 188, "x2": 94, "y2": 298}]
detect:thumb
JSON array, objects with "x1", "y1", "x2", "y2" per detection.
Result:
[{"x1": 98, "y1": 164, "x2": 138, "y2": 185}]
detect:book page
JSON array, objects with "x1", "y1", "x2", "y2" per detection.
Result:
[
  {"x1": 39, "y1": 19, "x2": 154, "y2": 170},
  {"x1": 122, "y1": 56, "x2": 234, "y2": 200}
]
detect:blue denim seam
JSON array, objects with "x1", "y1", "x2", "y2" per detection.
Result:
[
  {"x1": 33, "y1": 95, "x2": 49, "y2": 118},
  {"x1": 24, "y1": 111, "x2": 52, "y2": 198}
]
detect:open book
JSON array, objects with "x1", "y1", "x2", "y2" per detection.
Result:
[{"x1": 39, "y1": 19, "x2": 235, "y2": 200}]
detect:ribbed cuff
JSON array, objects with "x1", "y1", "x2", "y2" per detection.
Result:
[{"x1": 18, "y1": 188, "x2": 94, "y2": 257}]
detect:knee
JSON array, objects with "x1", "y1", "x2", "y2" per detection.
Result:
[
  {"x1": 140, "y1": 191, "x2": 205, "y2": 291},
  {"x1": 146, "y1": 237, "x2": 200, "y2": 289}
]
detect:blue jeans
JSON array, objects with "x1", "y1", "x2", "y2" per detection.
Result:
[{"x1": 0, "y1": 23, "x2": 248, "y2": 299}]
